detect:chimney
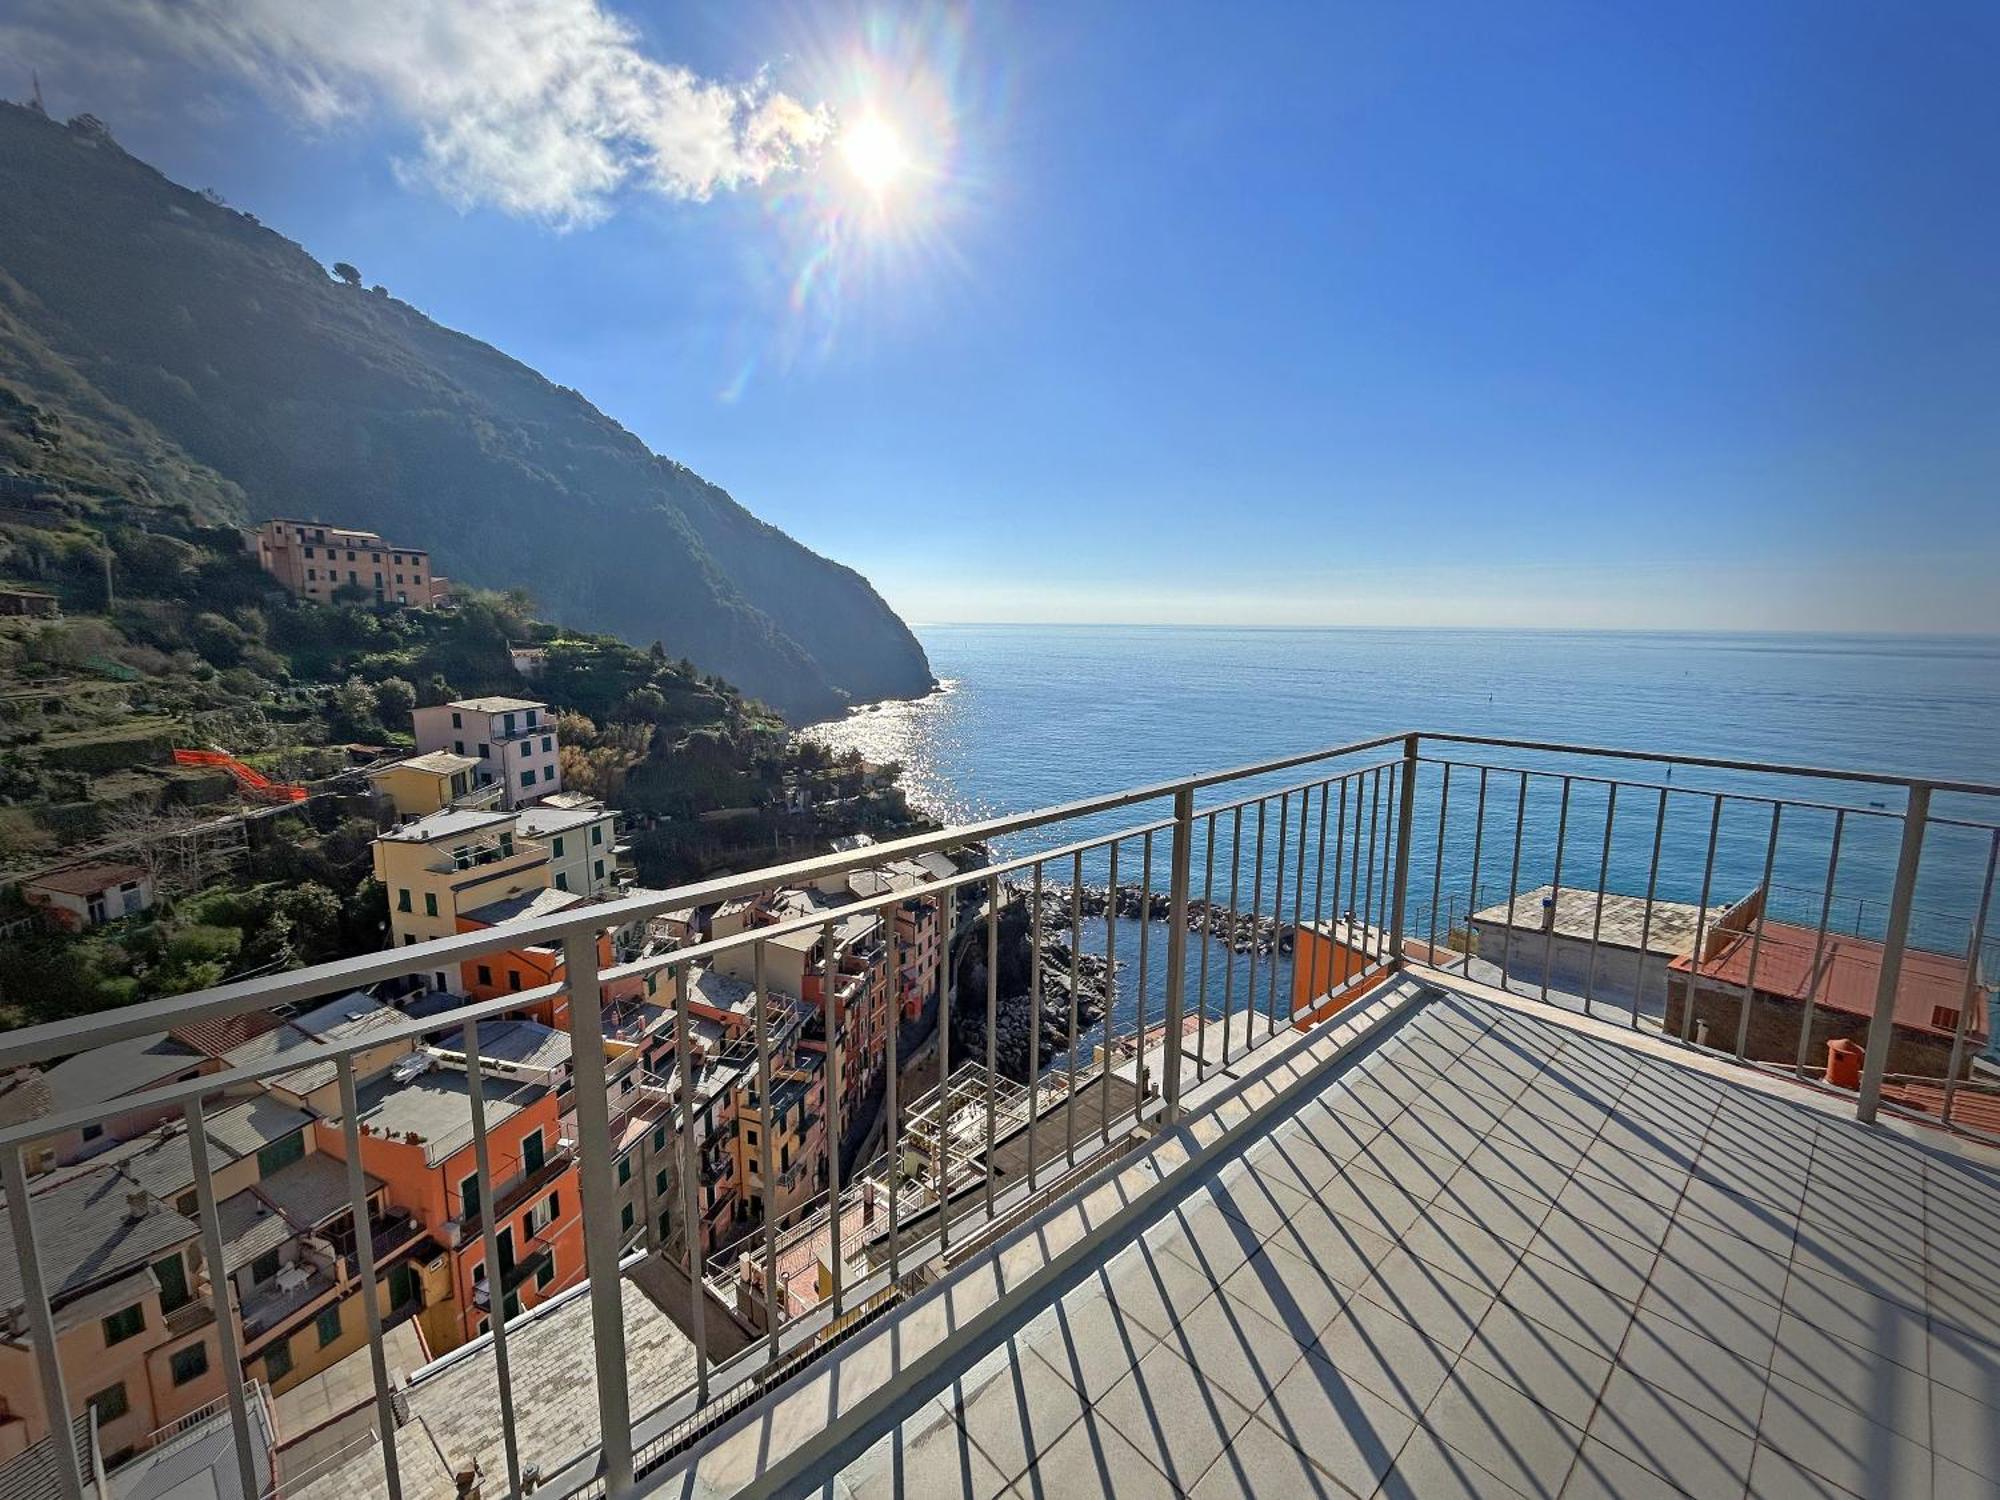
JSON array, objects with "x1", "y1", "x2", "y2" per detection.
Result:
[
  {"x1": 125, "y1": 1190, "x2": 151, "y2": 1222},
  {"x1": 1541, "y1": 894, "x2": 1557, "y2": 933},
  {"x1": 862, "y1": 1179, "x2": 877, "y2": 1224}
]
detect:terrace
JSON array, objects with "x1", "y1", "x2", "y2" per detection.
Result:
[{"x1": 0, "y1": 732, "x2": 1994, "y2": 1500}]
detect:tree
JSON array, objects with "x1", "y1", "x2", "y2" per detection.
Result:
[
  {"x1": 374, "y1": 675, "x2": 417, "y2": 725},
  {"x1": 332, "y1": 262, "x2": 362, "y2": 288}
]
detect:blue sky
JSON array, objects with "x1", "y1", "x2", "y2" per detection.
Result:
[{"x1": 7, "y1": 1, "x2": 1997, "y2": 631}]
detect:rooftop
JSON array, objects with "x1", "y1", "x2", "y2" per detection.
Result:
[
  {"x1": 255, "y1": 1149, "x2": 378, "y2": 1230},
  {"x1": 658, "y1": 975, "x2": 2000, "y2": 1500},
  {"x1": 516, "y1": 802, "x2": 610, "y2": 838},
  {"x1": 1674, "y1": 917, "x2": 1985, "y2": 1041},
  {"x1": 461, "y1": 886, "x2": 585, "y2": 929},
  {"x1": 42, "y1": 1031, "x2": 203, "y2": 1113},
  {"x1": 23, "y1": 861, "x2": 151, "y2": 898},
  {"x1": 448, "y1": 695, "x2": 547, "y2": 716},
  {"x1": 376, "y1": 806, "x2": 516, "y2": 844},
  {"x1": 0, "y1": 1165, "x2": 194, "y2": 1314},
  {"x1": 350, "y1": 1064, "x2": 544, "y2": 1166},
  {"x1": 383, "y1": 749, "x2": 481, "y2": 777},
  {"x1": 1471, "y1": 883, "x2": 1728, "y2": 956}
]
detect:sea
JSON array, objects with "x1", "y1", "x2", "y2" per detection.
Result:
[{"x1": 806, "y1": 627, "x2": 2000, "y2": 1058}]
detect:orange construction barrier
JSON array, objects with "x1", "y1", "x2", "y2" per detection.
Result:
[{"x1": 173, "y1": 747, "x2": 308, "y2": 803}]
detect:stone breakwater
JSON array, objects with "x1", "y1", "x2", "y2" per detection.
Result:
[{"x1": 949, "y1": 880, "x2": 1296, "y2": 1082}]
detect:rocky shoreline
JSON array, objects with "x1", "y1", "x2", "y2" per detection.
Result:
[{"x1": 949, "y1": 879, "x2": 1299, "y2": 1083}]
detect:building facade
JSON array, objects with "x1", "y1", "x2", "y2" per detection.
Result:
[
  {"x1": 410, "y1": 697, "x2": 562, "y2": 811},
  {"x1": 250, "y1": 519, "x2": 444, "y2": 608}
]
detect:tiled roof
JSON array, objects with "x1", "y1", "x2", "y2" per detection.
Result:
[
  {"x1": 0, "y1": 1165, "x2": 196, "y2": 1313},
  {"x1": 23, "y1": 860, "x2": 150, "y2": 897},
  {"x1": 42, "y1": 1032, "x2": 204, "y2": 1112},
  {"x1": 203, "y1": 1095, "x2": 316, "y2": 1158},
  {"x1": 171, "y1": 1009, "x2": 285, "y2": 1057},
  {"x1": 449, "y1": 695, "x2": 546, "y2": 715},
  {"x1": 1471, "y1": 884, "x2": 1725, "y2": 956},
  {"x1": 1672, "y1": 918, "x2": 1982, "y2": 1039},
  {"x1": 257, "y1": 1151, "x2": 375, "y2": 1230},
  {"x1": 216, "y1": 1189, "x2": 294, "y2": 1273},
  {"x1": 460, "y1": 886, "x2": 584, "y2": 928}
]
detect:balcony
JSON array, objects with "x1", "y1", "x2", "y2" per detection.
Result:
[
  {"x1": 4, "y1": 731, "x2": 1996, "y2": 1500},
  {"x1": 426, "y1": 834, "x2": 547, "y2": 875}
]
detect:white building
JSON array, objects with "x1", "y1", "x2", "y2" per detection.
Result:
[
  {"x1": 410, "y1": 696, "x2": 561, "y2": 810},
  {"x1": 515, "y1": 793, "x2": 620, "y2": 897}
]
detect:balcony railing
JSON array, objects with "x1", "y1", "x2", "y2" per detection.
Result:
[{"x1": 0, "y1": 731, "x2": 1994, "y2": 1500}]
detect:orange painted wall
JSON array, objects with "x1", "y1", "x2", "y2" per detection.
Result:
[{"x1": 1289, "y1": 928, "x2": 1391, "y2": 1027}]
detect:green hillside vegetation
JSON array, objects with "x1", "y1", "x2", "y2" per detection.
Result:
[
  {"x1": 0, "y1": 103, "x2": 933, "y2": 720},
  {"x1": 0, "y1": 489, "x2": 921, "y2": 1029}
]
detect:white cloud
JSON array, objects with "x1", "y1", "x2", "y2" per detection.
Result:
[{"x1": 53, "y1": 0, "x2": 832, "y2": 225}]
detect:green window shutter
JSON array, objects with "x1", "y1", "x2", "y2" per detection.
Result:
[
  {"x1": 257, "y1": 1132, "x2": 305, "y2": 1179},
  {"x1": 316, "y1": 1305, "x2": 344, "y2": 1347}
]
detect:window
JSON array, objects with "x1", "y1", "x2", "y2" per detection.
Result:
[
  {"x1": 555, "y1": 873, "x2": 568, "y2": 893},
  {"x1": 257, "y1": 1131, "x2": 305, "y2": 1178},
  {"x1": 153, "y1": 1252, "x2": 191, "y2": 1313},
  {"x1": 459, "y1": 1172, "x2": 481, "y2": 1220},
  {"x1": 542, "y1": 736, "x2": 553, "y2": 753},
  {"x1": 397, "y1": 888, "x2": 412, "y2": 912},
  {"x1": 620, "y1": 1203, "x2": 636, "y2": 1232},
  {"x1": 535, "y1": 1254, "x2": 556, "y2": 1289},
  {"x1": 1934, "y1": 1006, "x2": 1962, "y2": 1032},
  {"x1": 477, "y1": 965, "x2": 492, "y2": 986},
  {"x1": 451, "y1": 711, "x2": 463, "y2": 728},
  {"x1": 503, "y1": 1291, "x2": 521, "y2": 1320},
  {"x1": 526, "y1": 709, "x2": 538, "y2": 727},
  {"x1": 250, "y1": 1248, "x2": 282, "y2": 1286},
  {"x1": 655, "y1": 1169, "x2": 669, "y2": 1195},
  {"x1": 527, "y1": 1193, "x2": 557, "y2": 1234},
  {"x1": 454, "y1": 739, "x2": 466, "y2": 755},
  {"x1": 507, "y1": 969, "x2": 522, "y2": 992},
  {"x1": 316, "y1": 1304, "x2": 344, "y2": 1348},
  {"x1": 306, "y1": 567, "x2": 316, "y2": 581},
  {"x1": 551, "y1": 836, "x2": 565, "y2": 858},
  {"x1": 520, "y1": 770, "x2": 534, "y2": 789},
  {"x1": 424, "y1": 892, "x2": 439, "y2": 918},
  {"x1": 303, "y1": 545, "x2": 315, "y2": 558},
  {"x1": 87, "y1": 1382, "x2": 129, "y2": 1424},
  {"x1": 661, "y1": 1209, "x2": 673, "y2": 1239},
  {"x1": 373, "y1": 572, "x2": 383, "y2": 586},
  {"x1": 595, "y1": 861, "x2": 605, "y2": 881},
  {"x1": 544, "y1": 766, "x2": 557, "y2": 783},
  {"x1": 102, "y1": 1305, "x2": 145, "y2": 1346},
  {"x1": 592, "y1": 824, "x2": 604, "y2": 845},
  {"x1": 744, "y1": 1128, "x2": 758, "y2": 1149},
  {"x1": 478, "y1": 742, "x2": 490, "y2": 759},
  {"x1": 81, "y1": 1123, "x2": 104, "y2": 1143},
  {"x1": 169, "y1": 1343, "x2": 209, "y2": 1387},
  {"x1": 617, "y1": 1158, "x2": 631, "y2": 1185},
  {"x1": 521, "y1": 1128, "x2": 545, "y2": 1175},
  {"x1": 371, "y1": 552, "x2": 382, "y2": 563},
  {"x1": 652, "y1": 1124, "x2": 667, "y2": 1153}
]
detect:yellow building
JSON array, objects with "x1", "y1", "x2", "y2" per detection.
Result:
[
  {"x1": 369, "y1": 750, "x2": 492, "y2": 822},
  {"x1": 370, "y1": 809, "x2": 549, "y2": 990}
]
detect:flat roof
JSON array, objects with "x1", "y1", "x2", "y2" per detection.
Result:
[
  {"x1": 1471, "y1": 884, "x2": 1726, "y2": 957},
  {"x1": 351, "y1": 1063, "x2": 544, "y2": 1166},
  {"x1": 378, "y1": 807, "x2": 515, "y2": 843},
  {"x1": 469, "y1": 1019, "x2": 571, "y2": 1073},
  {"x1": 515, "y1": 803, "x2": 610, "y2": 837},
  {"x1": 448, "y1": 695, "x2": 546, "y2": 715},
  {"x1": 385, "y1": 750, "x2": 481, "y2": 777}
]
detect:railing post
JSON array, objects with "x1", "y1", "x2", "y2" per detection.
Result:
[
  {"x1": 1387, "y1": 734, "x2": 1419, "y2": 964},
  {"x1": 1856, "y1": 783, "x2": 1930, "y2": 1125},
  {"x1": 1, "y1": 1145, "x2": 84, "y2": 1500},
  {"x1": 1162, "y1": 784, "x2": 1194, "y2": 1120},
  {"x1": 561, "y1": 927, "x2": 634, "y2": 1494}
]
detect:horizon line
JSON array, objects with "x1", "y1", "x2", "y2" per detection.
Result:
[{"x1": 901, "y1": 621, "x2": 2000, "y2": 639}]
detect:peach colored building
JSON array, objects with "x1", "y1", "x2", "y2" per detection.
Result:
[
  {"x1": 0, "y1": 1166, "x2": 236, "y2": 1468},
  {"x1": 251, "y1": 518, "x2": 444, "y2": 607}
]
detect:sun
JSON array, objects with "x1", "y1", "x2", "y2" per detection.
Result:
[{"x1": 840, "y1": 112, "x2": 910, "y2": 195}]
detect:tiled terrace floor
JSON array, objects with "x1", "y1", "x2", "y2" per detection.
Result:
[{"x1": 820, "y1": 989, "x2": 2000, "y2": 1498}]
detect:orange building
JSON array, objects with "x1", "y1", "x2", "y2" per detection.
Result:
[{"x1": 316, "y1": 1057, "x2": 583, "y2": 1350}]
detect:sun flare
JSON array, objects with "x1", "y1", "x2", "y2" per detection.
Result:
[{"x1": 840, "y1": 112, "x2": 910, "y2": 194}]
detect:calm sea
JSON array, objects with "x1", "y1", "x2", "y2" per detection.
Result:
[{"x1": 808, "y1": 626, "x2": 2000, "y2": 1050}]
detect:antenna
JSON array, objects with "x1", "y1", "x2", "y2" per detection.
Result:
[{"x1": 29, "y1": 70, "x2": 47, "y2": 117}]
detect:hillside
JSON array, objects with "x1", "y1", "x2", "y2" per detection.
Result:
[{"x1": 0, "y1": 102, "x2": 932, "y2": 721}]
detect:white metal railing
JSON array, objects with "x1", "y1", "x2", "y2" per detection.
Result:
[{"x1": 0, "y1": 731, "x2": 1995, "y2": 1500}]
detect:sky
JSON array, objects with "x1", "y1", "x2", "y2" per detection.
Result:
[{"x1": 4, "y1": 1, "x2": 1997, "y2": 633}]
